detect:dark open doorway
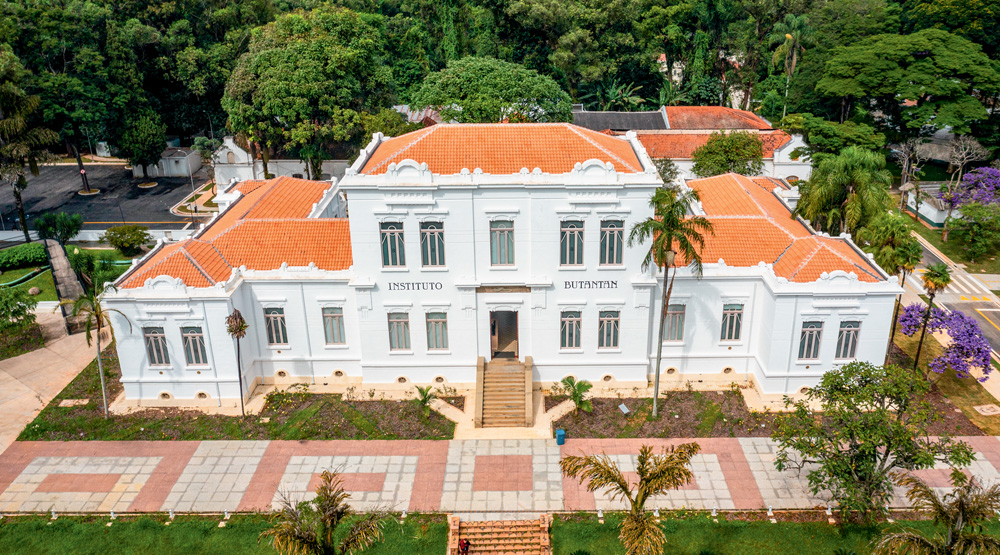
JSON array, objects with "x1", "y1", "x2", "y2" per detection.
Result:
[{"x1": 489, "y1": 311, "x2": 518, "y2": 360}]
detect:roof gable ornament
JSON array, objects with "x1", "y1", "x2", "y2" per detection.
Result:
[
  {"x1": 570, "y1": 159, "x2": 617, "y2": 184},
  {"x1": 384, "y1": 159, "x2": 432, "y2": 184}
]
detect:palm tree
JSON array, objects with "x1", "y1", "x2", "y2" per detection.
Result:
[
  {"x1": 226, "y1": 308, "x2": 248, "y2": 416},
  {"x1": 585, "y1": 79, "x2": 646, "y2": 111},
  {"x1": 769, "y1": 14, "x2": 812, "y2": 118},
  {"x1": 890, "y1": 241, "x2": 924, "y2": 342},
  {"x1": 858, "y1": 214, "x2": 922, "y2": 349},
  {"x1": 628, "y1": 186, "x2": 713, "y2": 418},
  {"x1": 59, "y1": 285, "x2": 132, "y2": 418},
  {"x1": 913, "y1": 263, "x2": 951, "y2": 376},
  {"x1": 260, "y1": 470, "x2": 389, "y2": 555},
  {"x1": 797, "y1": 147, "x2": 892, "y2": 235},
  {"x1": 413, "y1": 385, "x2": 437, "y2": 417},
  {"x1": 872, "y1": 470, "x2": 1000, "y2": 555},
  {"x1": 561, "y1": 443, "x2": 700, "y2": 555},
  {"x1": 0, "y1": 45, "x2": 58, "y2": 243}
]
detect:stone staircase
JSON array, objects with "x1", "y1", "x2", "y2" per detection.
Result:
[
  {"x1": 448, "y1": 515, "x2": 551, "y2": 555},
  {"x1": 476, "y1": 356, "x2": 532, "y2": 428}
]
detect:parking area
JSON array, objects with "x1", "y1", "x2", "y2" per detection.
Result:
[{"x1": 0, "y1": 164, "x2": 207, "y2": 231}]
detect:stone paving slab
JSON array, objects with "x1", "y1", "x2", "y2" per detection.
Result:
[{"x1": 0, "y1": 437, "x2": 997, "y2": 515}]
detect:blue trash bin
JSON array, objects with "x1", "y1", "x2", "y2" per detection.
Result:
[{"x1": 556, "y1": 428, "x2": 566, "y2": 445}]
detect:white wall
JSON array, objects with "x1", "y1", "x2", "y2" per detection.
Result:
[
  {"x1": 132, "y1": 152, "x2": 203, "y2": 178},
  {"x1": 906, "y1": 191, "x2": 953, "y2": 227}
]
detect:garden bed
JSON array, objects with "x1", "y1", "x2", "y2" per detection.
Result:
[
  {"x1": 0, "y1": 323, "x2": 45, "y2": 361},
  {"x1": 20, "y1": 346, "x2": 457, "y2": 441}
]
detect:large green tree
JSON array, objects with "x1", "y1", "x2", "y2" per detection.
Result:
[
  {"x1": 223, "y1": 6, "x2": 393, "y2": 178},
  {"x1": 779, "y1": 113, "x2": 885, "y2": 162},
  {"x1": 119, "y1": 111, "x2": 165, "y2": 179},
  {"x1": 817, "y1": 29, "x2": 1000, "y2": 139},
  {"x1": 795, "y1": 146, "x2": 892, "y2": 235},
  {"x1": 690, "y1": 131, "x2": 765, "y2": 178},
  {"x1": 411, "y1": 56, "x2": 573, "y2": 123}
]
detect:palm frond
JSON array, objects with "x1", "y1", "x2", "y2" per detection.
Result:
[
  {"x1": 619, "y1": 510, "x2": 666, "y2": 555},
  {"x1": 870, "y1": 529, "x2": 939, "y2": 555},
  {"x1": 338, "y1": 511, "x2": 388, "y2": 555},
  {"x1": 561, "y1": 453, "x2": 635, "y2": 506}
]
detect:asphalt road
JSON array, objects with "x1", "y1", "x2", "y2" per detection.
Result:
[
  {"x1": 0, "y1": 164, "x2": 205, "y2": 231},
  {"x1": 940, "y1": 301, "x2": 1000, "y2": 355}
]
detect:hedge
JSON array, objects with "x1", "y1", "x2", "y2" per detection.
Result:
[{"x1": 0, "y1": 243, "x2": 48, "y2": 271}]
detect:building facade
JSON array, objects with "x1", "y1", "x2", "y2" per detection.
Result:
[{"x1": 105, "y1": 123, "x2": 899, "y2": 407}]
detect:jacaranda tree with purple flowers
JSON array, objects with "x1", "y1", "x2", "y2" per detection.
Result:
[
  {"x1": 940, "y1": 166, "x2": 1000, "y2": 241},
  {"x1": 898, "y1": 303, "x2": 993, "y2": 382}
]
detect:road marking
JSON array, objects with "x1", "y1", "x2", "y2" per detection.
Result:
[{"x1": 977, "y1": 309, "x2": 1000, "y2": 333}]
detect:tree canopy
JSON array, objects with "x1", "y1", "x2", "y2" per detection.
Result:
[
  {"x1": 690, "y1": 131, "x2": 765, "y2": 178},
  {"x1": 410, "y1": 56, "x2": 573, "y2": 123}
]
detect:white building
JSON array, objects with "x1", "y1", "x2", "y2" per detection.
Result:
[
  {"x1": 131, "y1": 147, "x2": 203, "y2": 178},
  {"x1": 212, "y1": 136, "x2": 349, "y2": 184},
  {"x1": 105, "y1": 123, "x2": 898, "y2": 417}
]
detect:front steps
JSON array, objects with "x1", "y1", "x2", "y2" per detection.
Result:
[
  {"x1": 448, "y1": 515, "x2": 551, "y2": 555},
  {"x1": 475, "y1": 357, "x2": 533, "y2": 428}
]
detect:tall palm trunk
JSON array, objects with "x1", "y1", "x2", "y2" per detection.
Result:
[
  {"x1": 652, "y1": 258, "x2": 676, "y2": 418},
  {"x1": 236, "y1": 337, "x2": 245, "y2": 416},
  {"x1": 913, "y1": 293, "x2": 935, "y2": 378},
  {"x1": 13, "y1": 175, "x2": 30, "y2": 243},
  {"x1": 95, "y1": 320, "x2": 109, "y2": 418}
]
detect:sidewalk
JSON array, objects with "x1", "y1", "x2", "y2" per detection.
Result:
[
  {"x1": 1, "y1": 436, "x2": 998, "y2": 517},
  {"x1": 0, "y1": 312, "x2": 92, "y2": 452}
]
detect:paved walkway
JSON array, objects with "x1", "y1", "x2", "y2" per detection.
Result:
[
  {"x1": 43, "y1": 239, "x2": 83, "y2": 301},
  {"x1": 1, "y1": 437, "x2": 998, "y2": 518},
  {"x1": 0, "y1": 312, "x2": 92, "y2": 452}
]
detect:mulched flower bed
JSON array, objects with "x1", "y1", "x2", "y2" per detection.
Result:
[{"x1": 19, "y1": 346, "x2": 455, "y2": 441}]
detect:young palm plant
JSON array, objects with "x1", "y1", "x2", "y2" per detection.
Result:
[
  {"x1": 559, "y1": 376, "x2": 593, "y2": 413},
  {"x1": 913, "y1": 263, "x2": 951, "y2": 376},
  {"x1": 59, "y1": 285, "x2": 131, "y2": 418},
  {"x1": 561, "y1": 443, "x2": 700, "y2": 555},
  {"x1": 414, "y1": 385, "x2": 437, "y2": 417},
  {"x1": 226, "y1": 308, "x2": 249, "y2": 416},
  {"x1": 628, "y1": 186, "x2": 713, "y2": 418},
  {"x1": 260, "y1": 471, "x2": 389, "y2": 555},
  {"x1": 872, "y1": 470, "x2": 1000, "y2": 555}
]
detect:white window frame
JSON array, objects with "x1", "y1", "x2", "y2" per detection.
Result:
[
  {"x1": 322, "y1": 307, "x2": 346, "y2": 345},
  {"x1": 380, "y1": 222, "x2": 406, "y2": 268},
  {"x1": 600, "y1": 220, "x2": 624, "y2": 266},
  {"x1": 264, "y1": 307, "x2": 288, "y2": 345},
  {"x1": 720, "y1": 303, "x2": 743, "y2": 341},
  {"x1": 798, "y1": 321, "x2": 823, "y2": 360},
  {"x1": 836, "y1": 321, "x2": 860, "y2": 360},
  {"x1": 664, "y1": 304, "x2": 685, "y2": 342},
  {"x1": 560, "y1": 311, "x2": 582, "y2": 349},
  {"x1": 490, "y1": 220, "x2": 515, "y2": 266},
  {"x1": 598, "y1": 310, "x2": 619, "y2": 349},
  {"x1": 419, "y1": 222, "x2": 445, "y2": 267},
  {"x1": 388, "y1": 312, "x2": 411, "y2": 351},
  {"x1": 425, "y1": 312, "x2": 449, "y2": 351},
  {"x1": 560, "y1": 221, "x2": 584, "y2": 266},
  {"x1": 144, "y1": 326, "x2": 170, "y2": 366},
  {"x1": 181, "y1": 326, "x2": 208, "y2": 366}
]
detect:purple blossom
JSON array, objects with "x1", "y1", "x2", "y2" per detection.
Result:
[
  {"x1": 897, "y1": 303, "x2": 993, "y2": 381},
  {"x1": 939, "y1": 167, "x2": 1000, "y2": 209}
]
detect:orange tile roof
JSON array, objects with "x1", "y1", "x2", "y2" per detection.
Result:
[
  {"x1": 662, "y1": 107, "x2": 772, "y2": 130},
  {"x1": 637, "y1": 130, "x2": 791, "y2": 160},
  {"x1": 119, "y1": 177, "x2": 351, "y2": 289},
  {"x1": 685, "y1": 174, "x2": 885, "y2": 283},
  {"x1": 360, "y1": 123, "x2": 644, "y2": 175}
]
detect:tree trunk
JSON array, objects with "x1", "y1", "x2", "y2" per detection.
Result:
[
  {"x1": 70, "y1": 125, "x2": 91, "y2": 193},
  {"x1": 652, "y1": 261, "x2": 675, "y2": 418},
  {"x1": 261, "y1": 144, "x2": 272, "y2": 178},
  {"x1": 141, "y1": 164, "x2": 149, "y2": 179},
  {"x1": 236, "y1": 337, "x2": 245, "y2": 417},
  {"x1": 913, "y1": 294, "x2": 934, "y2": 379},
  {"x1": 96, "y1": 321, "x2": 109, "y2": 419},
  {"x1": 13, "y1": 176, "x2": 31, "y2": 243},
  {"x1": 941, "y1": 207, "x2": 954, "y2": 242}
]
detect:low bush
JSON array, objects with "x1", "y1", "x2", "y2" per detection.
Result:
[
  {"x1": 101, "y1": 225, "x2": 152, "y2": 257},
  {"x1": 0, "y1": 242, "x2": 47, "y2": 271}
]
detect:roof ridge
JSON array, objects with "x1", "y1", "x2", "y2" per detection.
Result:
[
  {"x1": 363, "y1": 126, "x2": 439, "y2": 174},
  {"x1": 787, "y1": 241, "x2": 822, "y2": 280},
  {"x1": 565, "y1": 124, "x2": 641, "y2": 173},
  {"x1": 178, "y1": 246, "x2": 217, "y2": 286}
]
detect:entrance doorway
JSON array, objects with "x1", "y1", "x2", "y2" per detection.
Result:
[{"x1": 489, "y1": 311, "x2": 518, "y2": 360}]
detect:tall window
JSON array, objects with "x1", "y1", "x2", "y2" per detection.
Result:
[
  {"x1": 322, "y1": 307, "x2": 346, "y2": 345},
  {"x1": 598, "y1": 311, "x2": 619, "y2": 349},
  {"x1": 798, "y1": 321, "x2": 823, "y2": 360},
  {"x1": 264, "y1": 308, "x2": 288, "y2": 345},
  {"x1": 144, "y1": 327, "x2": 169, "y2": 366},
  {"x1": 665, "y1": 304, "x2": 686, "y2": 341},
  {"x1": 380, "y1": 222, "x2": 405, "y2": 267},
  {"x1": 560, "y1": 221, "x2": 584, "y2": 266},
  {"x1": 420, "y1": 222, "x2": 445, "y2": 267},
  {"x1": 721, "y1": 303, "x2": 743, "y2": 341},
  {"x1": 425, "y1": 312, "x2": 449, "y2": 350},
  {"x1": 181, "y1": 326, "x2": 208, "y2": 365},
  {"x1": 560, "y1": 311, "x2": 581, "y2": 349},
  {"x1": 490, "y1": 220, "x2": 514, "y2": 266},
  {"x1": 836, "y1": 321, "x2": 860, "y2": 360},
  {"x1": 600, "y1": 220, "x2": 624, "y2": 266},
  {"x1": 388, "y1": 313, "x2": 411, "y2": 351}
]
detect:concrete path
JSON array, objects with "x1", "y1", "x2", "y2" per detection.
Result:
[
  {"x1": 0, "y1": 311, "x2": 93, "y2": 452},
  {"x1": 43, "y1": 239, "x2": 83, "y2": 301},
  {"x1": 1, "y1": 437, "x2": 998, "y2": 518}
]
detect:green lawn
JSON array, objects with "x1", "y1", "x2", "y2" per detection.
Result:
[
  {"x1": 905, "y1": 216, "x2": 1000, "y2": 274},
  {"x1": 551, "y1": 513, "x2": 1000, "y2": 555},
  {"x1": 3, "y1": 266, "x2": 59, "y2": 301},
  {"x1": 885, "y1": 158, "x2": 951, "y2": 182},
  {"x1": 0, "y1": 514, "x2": 447, "y2": 555},
  {"x1": 0, "y1": 323, "x2": 45, "y2": 360}
]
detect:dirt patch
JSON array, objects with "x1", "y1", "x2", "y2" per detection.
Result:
[{"x1": 441, "y1": 396, "x2": 465, "y2": 411}]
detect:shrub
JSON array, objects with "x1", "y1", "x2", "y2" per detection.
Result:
[
  {"x1": 34, "y1": 212, "x2": 83, "y2": 245},
  {"x1": 0, "y1": 288, "x2": 39, "y2": 334},
  {"x1": 101, "y1": 225, "x2": 152, "y2": 257},
  {"x1": 0, "y1": 243, "x2": 48, "y2": 271}
]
